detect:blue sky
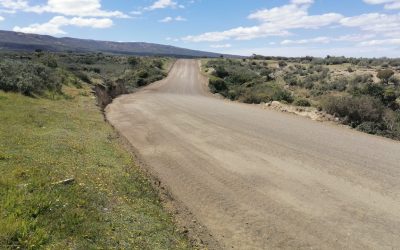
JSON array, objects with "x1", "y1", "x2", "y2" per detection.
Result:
[{"x1": 0, "y1": 0, "x2": 400, "y2": 57}]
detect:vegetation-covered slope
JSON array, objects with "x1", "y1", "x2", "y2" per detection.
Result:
[
  {"x1": 0, "y1": 52, "x2": 191, "y2": 249},
  {"x1": 204, "y1": 56, "x2": 400, "y2": 140}
]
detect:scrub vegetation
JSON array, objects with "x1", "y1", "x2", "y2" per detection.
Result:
[
  {"x1": 203, "y1": 55, "x2": 400, "y2": 140},
  {"x1": 0, "y1": 52, "x2": 191, "y2": 249}
]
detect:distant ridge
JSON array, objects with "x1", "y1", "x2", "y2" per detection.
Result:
[{"x1": 0, "y1": 30, "x2": 236, "y2": 58}]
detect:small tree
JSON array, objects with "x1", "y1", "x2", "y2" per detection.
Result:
[{"x1": 377, "y1": 69, "x2": 394, "y2": 84}]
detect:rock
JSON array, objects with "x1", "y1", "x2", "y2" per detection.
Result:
[
  {"x1": 52, "y1": 178, "x2": 75, "y2": 186},
  {"x1": 271, "y1": 101, "x2": 281, "y2": 107}
]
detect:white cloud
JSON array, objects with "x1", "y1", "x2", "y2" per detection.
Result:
[
  {"x1": 340, "y1": 13, "x2": 400, "y2": 37},
  {"x1": 291, "y1": 0, "x2": 314, "y2": 4},
  {"x1": 146, "y1": 0, "x2": 178, "y2": 10},
  {"x1": 0, "y1": 0, "x2": 127, "y2": 17},
  {"x1": 0, "y1": 15, "x2": 3, "y2": 21},
  {"x1": 210, "y1": 44, "x2": 232, "y2": 48},
  {"x1": 166, "y1": 37, "x2": 179, "y2": 42},
  {"x1": 280, "y1": 34, "x2": 377, "y2": 45},
  {"x1": 159, "y1": 16, "x2": 186, "y2": 23},
  {"x1": 130, "y1": 10, "x2": 142, "y2": 15},
  {"x1": 182, "y1": 2, "x2": 342, "y2": 42},
  {"x1": 248, "y1": 5, "x2": 342, "y2": 29},
  {"x1": 13, "y1": 16, "x2": 113, "y2": 36},
  {"x1": 363, "y1": 0, "x2": 400, "y2": 10},
  {"x1": 175, "y1": 16, "x2": 186, "y2": 21},
  {"x1": 281, "y1": 36, "x2": 330, "y2": 45},
  {"x1": 183, "y1": 26, "x2": 290, "y2": 42},
  {"x1": 0, "y1": 0, "x2": 28, "y2": 10},
  {"x1": 336, "y1": 34, "x2": 376, "y2": 42},
  {"x1": 159, "y1": 16, "x2": 173, "y2": 23},
  {"x1": 359, "y1": 38, "x2": 400, "y2": 46}
]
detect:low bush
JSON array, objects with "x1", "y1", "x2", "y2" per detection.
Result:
[
  {"x1": 0, "y1": 60, "x2": 61, "y2": 96},
  {"x1": 294, "y1": 98, "x2": 311, "y2": 107},
  {"x1": 321, "y1": 95, "x2": 385, "y2": 126},
  {"x1": 209, "y1": 77, "x2": 227, "y2": 94},
  {"x1": 377, "y1": 69, "x2": 394, "y2": 84}
]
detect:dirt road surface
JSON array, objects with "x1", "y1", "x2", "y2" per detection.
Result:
[{"x1": 106, "y1": 59, "x2": 400, "y2": 249}]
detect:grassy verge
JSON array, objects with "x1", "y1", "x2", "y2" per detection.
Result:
[{"x1": 0, "y1": 86, "x2": 190, "y2": 249}]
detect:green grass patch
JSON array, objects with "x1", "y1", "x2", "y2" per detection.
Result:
[{"x1": 0, "y1": 88, "x2": 190, "y2": 249}]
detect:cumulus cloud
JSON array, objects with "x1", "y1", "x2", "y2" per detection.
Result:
[
  {"x1": 340, "y1": 13, "x2": 400, "y2": 37},
  {"x1": 0, "y1": 16, "x2": 3, "y2": 21},
  {"x1": 182, "y1": 2, "x2": 342, "y2": 42},
  {"x1": 0, "y1": 0, "x2": 29, "y2": 10},
  {"x1": 0, "y1": 0, "x2": 127, "y2": 17},
  {"x1": 13, "y1": 16, "x2": 113, "y2": 35},
  {"x1": 363, "y1": 0, "x2": 400, "y2": 10}
]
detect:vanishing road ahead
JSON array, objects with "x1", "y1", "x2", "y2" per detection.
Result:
[{"x1": 106, "y1": 60, "x2": 400, "y2": 249}]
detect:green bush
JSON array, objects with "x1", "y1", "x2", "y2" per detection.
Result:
[
  {"x1": 0, "y1": 60, "x2": 61, "y2": 96},
  {"x1": 209, "y1": 78, "x2": 227, "y2": 94},
  {"x1": 213, "y1": 66, "x2": 229, "y2": 78},
  {"x1": 128, "y1": 57, "x2": 140, "y2": 67},
  {"x1": 73, "y1": 71, "x2": 92, "y2": 84},
  {"x1": 294, "y1": 98, "x2": 311, "y2": 107},
  {"x1": 137, "y1": 70, "x2": 149, "y2": 78},
  {"x1": 226, "y1": 69, "x2": 257, "y2": 85},
  {"x1": 278, "y1": 61, "x2": 287, "y2": 68},
  {"x1": 377, "y1": 69, "x2": 394, "y2": 84},
  {"x1": 240, "y1": 83, "x2": 293, "y2": 104},
  {"x1": 321, "y1": 95, "x2": 385, "y2": 126}
]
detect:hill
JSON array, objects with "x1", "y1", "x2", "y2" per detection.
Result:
[{"x1": 0, "y1": 30, "x2": 229, "y2": 58}]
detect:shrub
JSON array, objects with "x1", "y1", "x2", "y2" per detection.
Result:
[
  {"x1": 74, "y1": 71, "x2": 92, "y2": 84},
  {"x1": 40, "y1": 55, "x2": 58, "y2": 68},
  {"x1": 389, "y1": 76, "x2": 400, "y2": 86},
  {"x1": 209, "y1": 78, "x2": 227, "y2": 94},
  {"x1": 278, "y1": 61, "x2": 287, "y2": 68},
  {"x1": 321, "y1": 95, "x2": 385, "y2": 126},
  {"x1": 128, "y1": 57, "x2": 140, "y2": 67},
  {"x1": 377, "y1": 69, "x2": 394, "y2": 84},
  {"x1": 137, "y1": 70, "x2": 149, "y2": 78},
  {"x1": 226, "y1": 69, "x2": 257, "y2": 85},
  {"x1": 357, "y1": 121, "x2": 385, "y2": 135},
  {"x1": 213, "y1": 66, "x2": 229, "y2": 78},
  {"x1": 152, "y1": 59, "x2": 163, "y2": 69},
  {"x1": 383, "y1": 87, "x2": 398, "y2": 108},
  {"x1": 260, "y1": 68, "x2": 275, "y2": 80},
  {"x1": 0, "y1": 60, "x2": 61, "y2": 96},
  {"x1": 136, "y1": 78, "x2": 147, "y2": 87},
  {"x1": 359, "y1": 82, "x2": 384, "y2": 99},
  {"x1": 294, "y1": 98, "x2": 311, "y2": 107}
]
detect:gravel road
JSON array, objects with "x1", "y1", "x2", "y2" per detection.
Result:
[{"x1": 106, "y1": 59, "x2": 400, "y2": 249}]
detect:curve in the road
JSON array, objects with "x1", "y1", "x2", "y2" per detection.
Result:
[{"x1": 106, "y1": 59, "x2": 400, "y2": 250}]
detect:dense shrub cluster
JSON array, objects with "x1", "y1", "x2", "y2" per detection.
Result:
[
  {"x1": 0, "y1": 60, "x2": 61, "y2": 96},
  {"x1": 0, "y1": 52, "x2": 168, "y2": 100},
  {"x1": 206, "y1": 59, "x2": 292, "y2": 104},
  {"x1": 205, "y1": 57, "x2": 400, "y2": 140}
]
